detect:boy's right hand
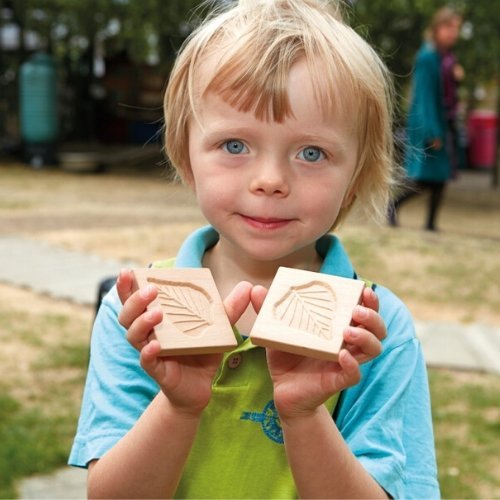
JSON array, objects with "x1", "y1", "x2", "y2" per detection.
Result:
[{"x1": 116, "y1": 269, "x2": 252, "y2": 417}]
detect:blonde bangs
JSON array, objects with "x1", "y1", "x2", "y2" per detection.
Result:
[
  {"x1": 201, "y1": 1, "x2": 354, "y2": 123},
  {"x1": 204, "y1": 34, "x2": 299, "y2": 122}
]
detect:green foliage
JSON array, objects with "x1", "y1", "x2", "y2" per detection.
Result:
[
  {"x1": 351, "y1": 0, "x2": 432, "y2": 84},
  {"x1": 350, "y1": 0, "x2": 499, "y2": 117},
  {"x1": 457, "y1": 0, "x2": 500, "y2": 98},
  {"x1": 13, "y1": 0, "x2": 205, "y2": 68},
  {"x1": 13, "y1": 0, "x2": 498, "y2": 82},
  {"x1": 8, "y1": 0, "x2": 498, "y2": 123}
]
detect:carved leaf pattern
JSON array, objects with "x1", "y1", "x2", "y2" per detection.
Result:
[
  {"x1": 273, "y1": 281, "x2": 336, "y2": 339},
  {"x1": 148, "y1": 278, "x2": 213, "y2": 337}
]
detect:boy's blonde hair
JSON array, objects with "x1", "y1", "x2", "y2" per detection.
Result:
[{"x1": 164, "y1": 0, "x2": 395, "y2": 227}]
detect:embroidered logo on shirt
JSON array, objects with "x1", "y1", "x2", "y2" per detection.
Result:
[{"x1": 240, "y1": 400, "x2": 283, "y2": 444}]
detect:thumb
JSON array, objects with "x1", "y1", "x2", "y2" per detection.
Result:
[
  {"x1": 223, "y1": 281, "x2": 253, "y2": 325},
  {"x1": 139, "y1": 339, "x2": 166, "y2": 382}
]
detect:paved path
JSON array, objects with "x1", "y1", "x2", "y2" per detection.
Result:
[
  {"x1": 416, "y1": 320, "x2": 500, "y2": 375},
  {"x1": 19, "y1": 467, "x2": 87, "y2": 499},
  {"x1": 0, "y1": 237, "x2": 129, "y2": 305},
  {"x1": 0, "y1": 236, "x2": 497, "y2": 499}
]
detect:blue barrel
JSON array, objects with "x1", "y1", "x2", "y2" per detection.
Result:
[{"x1": 19, "y1": 53, "x2": 58, "y2": 143}]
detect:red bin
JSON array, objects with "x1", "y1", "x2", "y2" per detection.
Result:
[{"x1": 467, "y1": 110, "x2": 498, "y2": 169}]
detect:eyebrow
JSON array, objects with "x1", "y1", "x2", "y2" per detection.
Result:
[{"x1": 199, "y1": 123, "x2": 259, "y2": 140}]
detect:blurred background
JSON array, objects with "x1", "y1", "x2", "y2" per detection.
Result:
[
  {"x1": 0, "y1": 0, "x2": 498, "y2": 178},
  {"x1": 0, "y1": 1, "x2": 499, "y2": 499}
]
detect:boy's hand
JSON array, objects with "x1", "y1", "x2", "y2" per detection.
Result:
[
  {"x1": 251, "y1": 285, "x2": 386, "y2": 420},
  {"x1": 117, "y1": 269, "x2": 252, "y2": 416}
]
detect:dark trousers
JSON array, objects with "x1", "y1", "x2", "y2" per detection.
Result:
[{"x1": 388, "y1": 180, "x2": 446, "y2": 231}]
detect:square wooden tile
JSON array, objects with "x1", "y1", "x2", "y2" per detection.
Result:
[
  {"x1": 132, "y1": 268, "x2": 237, "y2": 355},
  {"x1": 250, "y1": 267, "x2": 365, "y2": 361}
]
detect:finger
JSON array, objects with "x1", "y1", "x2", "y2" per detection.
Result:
[
  {"x1": 344, "y1": 326, "x2": 383, "y2": 361},
  {"x1": 126, "y1": 306, "x2": 163, "y2": 351},
  {"x1": 351, "y1": 304, "x2": 386, "y2": 341},
  {"x1": 335, "y1": 349, "x2": 361, "y2": 388},
  {"x1": 360, "y1": 286, "x2": 379, "y2": 312},
  {"x1": 116, "y1": 268, "x2": 134, "y2": 305},
  {"x1": 118, "y1": 284, "x2": 158, "y2": 329},
  {"x1": 224, "y1": 281, "x2": 252, "y2": 325},
  {"x1": 251, "y1": 285, "x2": 268, "y2": 314}
]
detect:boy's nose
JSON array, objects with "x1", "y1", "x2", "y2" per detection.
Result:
[{"x1": 249, "y1": 160, "x2": 290, "y2": 197}]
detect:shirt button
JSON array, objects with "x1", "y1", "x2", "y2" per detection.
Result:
[{"x1": 227, "y1": 353, "x2": 242, "y2": 369}]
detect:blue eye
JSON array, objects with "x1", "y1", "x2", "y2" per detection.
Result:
[
  {"x1": 298, "y1": 146, "x2": 325, "y2": 162},
  {"x1": 222, "y1": 140, "x2": 248, "y2": 154}
]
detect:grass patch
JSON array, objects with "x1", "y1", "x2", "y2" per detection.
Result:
[
  {"x1": 339, "y1": 224, "x2": 500, "y2": 323},
  {"x1": 0, "y1": 200, "x2": 34, "y2": 210},
  {"x1": 0, "y1": 391, "x2": 78, "y2": 499},
  {"x1": 0, "y1": 286, "x2": 92, "y2": 497},
  {"x1": 34, "y1": 342, "x2": 89, "y2": 371},
  {"x1": 429, "y1": 369, "x2": 500, "y2": 499}
]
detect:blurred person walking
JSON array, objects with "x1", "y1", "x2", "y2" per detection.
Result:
[{"x1": 389, "y1": 6, "x2": 463, "y2": 231}]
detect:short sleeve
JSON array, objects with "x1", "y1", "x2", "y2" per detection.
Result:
[
  {"x1": 335, "y1": 286, "x2": 440, "y2": 499},
  {"x1": 68, "y1": 286, "x2": 159, "y2": 467}
]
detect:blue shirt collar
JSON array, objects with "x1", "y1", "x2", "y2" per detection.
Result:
[{"x1": 175, "y1": 225, "x2": 355, "y2": 279}]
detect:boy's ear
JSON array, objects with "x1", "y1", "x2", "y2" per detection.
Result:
[
  {"x1": 181, "y1": 163, "x2": 196, "y2": 192},
  {"x1": 185, "y1": 174, "x2": 196, "y2": 192},
  {"x1": 342, "y1": 167, "x2": 362, "y2": 209},
  {"x1": 342, "y1": 186, "x2": 356, "y2": 209}
]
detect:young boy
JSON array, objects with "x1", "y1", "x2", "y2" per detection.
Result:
[{"x1": 69, "y1": 1, "x2": 439, "y2": 498}]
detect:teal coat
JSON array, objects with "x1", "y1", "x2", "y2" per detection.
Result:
[{"x1": 405, "y1": 43, "x2": 450, "y2": 182}]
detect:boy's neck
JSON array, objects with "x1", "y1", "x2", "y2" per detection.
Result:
[{"x1": 203, "y1": 239, "x2": 323, "y2": 294}]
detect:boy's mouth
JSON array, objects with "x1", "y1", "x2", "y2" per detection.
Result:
[{"x1": 240, "y1": 214, "x2": 293, "y2": 230}]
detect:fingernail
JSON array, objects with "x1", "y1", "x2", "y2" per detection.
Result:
[
  {"x1": 140, "y1": 285, "x2": 155, "y2": 299},
  {"x1": 354, "y1": 305, "x2": 367, "y2": 320},
  {"x1": 347, "y1": 327, "x2": 359, "y2": 339},
  {"x1": 146, "y1": 307, "x2": 161, "y2": 321},
  {"x1": 118, "y1": 268, "x2": 129, "y2": 281}
]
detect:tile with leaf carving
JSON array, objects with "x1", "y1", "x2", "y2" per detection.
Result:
[
  {"x1": 132, "y1": 268, "x2": 237, "y2": 355},
  {"x1": 250, "y1": 267, "x2": 364, "y2": 361}
]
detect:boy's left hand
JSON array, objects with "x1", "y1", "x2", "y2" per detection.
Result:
[{"x1": 251, "y1": 286, "x2": 386, "y2": 420}]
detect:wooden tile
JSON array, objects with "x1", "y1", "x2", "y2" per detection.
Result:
[
  {"x1": 131, "y1": 268, "x2": 237, "y2": 355},
  {"x1": 250, "y1": 267, "x2": 365, "y2": 361}
]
